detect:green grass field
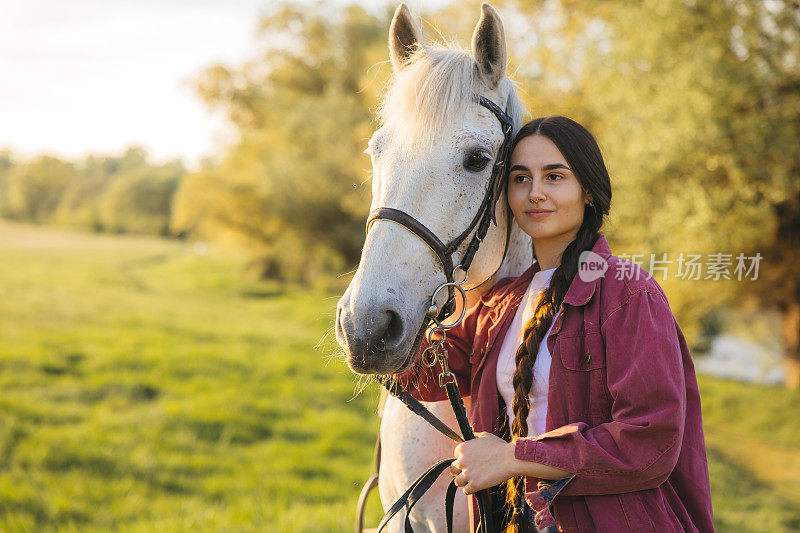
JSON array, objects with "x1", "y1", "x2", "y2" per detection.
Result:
[{"x1": 0, "y1": 219, "x2": 798, "y2": 532}]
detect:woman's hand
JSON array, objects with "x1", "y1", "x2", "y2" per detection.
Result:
[
  {"x1": 449, "y1": 432, "x2": 575, "y2": 495},
  {"x1": 449, "y1": 432, "x2": 518, "y2": 495}
]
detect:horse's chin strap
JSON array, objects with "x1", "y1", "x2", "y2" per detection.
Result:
[{"x1": 465, "y1": 192, "x2": 514, "y2": 294}]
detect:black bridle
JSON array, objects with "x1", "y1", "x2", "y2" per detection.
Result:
[
  {"x1": 364, "y1": 95, "x2": 515, "y2": 533},
  {"x1": 365, "y1": 95, "x2": 514, "y2": 323}
]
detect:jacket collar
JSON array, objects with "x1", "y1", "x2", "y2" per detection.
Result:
[{"x1": 481, "y1": 233, "x2": 613, "y2": 308}]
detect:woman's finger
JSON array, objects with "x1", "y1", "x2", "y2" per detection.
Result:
[
  {"x1": 449, "y1": 463, "x2": 461, "y2": 477},
  {"x1": 462, "y1": 481, "x2": 475, "y2": 495}
]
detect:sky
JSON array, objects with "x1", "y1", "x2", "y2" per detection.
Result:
[{"x1": 0, "y1": 0, "x2": 447, "y2": 169}]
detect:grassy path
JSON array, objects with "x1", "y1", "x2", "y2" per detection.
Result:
[{"x1": 0, "y1": 219, "x2": 797, "y2": 531}]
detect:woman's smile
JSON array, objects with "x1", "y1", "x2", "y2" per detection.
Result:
[{"x1": 524, "y1": 209, "x2": 554, "y2": 219}]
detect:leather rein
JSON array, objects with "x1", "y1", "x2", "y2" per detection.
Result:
[{"x1": 364, "y1": 94, "x2": 515, "y2": 533}]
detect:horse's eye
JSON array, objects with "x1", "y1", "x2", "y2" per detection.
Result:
[{"x1": 464, "y1": 152, "x2": 491, "y2": 172}]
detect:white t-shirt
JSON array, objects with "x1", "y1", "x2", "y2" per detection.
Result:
[{"x1": 496, "y1": 264, "x2": 559, "y2": 437}]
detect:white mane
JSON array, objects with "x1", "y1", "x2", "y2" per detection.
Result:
[{"x1": 377, "y1": 42, "x2": 527, "y2": 157}]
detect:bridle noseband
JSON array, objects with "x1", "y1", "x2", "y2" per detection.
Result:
[{"x1": 365, "y1": 95, "x2": 514, "y2": 325}]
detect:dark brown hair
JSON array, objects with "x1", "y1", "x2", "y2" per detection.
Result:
[{"x1": 504, "y1": 116, "x2": 611, "y2": 533}]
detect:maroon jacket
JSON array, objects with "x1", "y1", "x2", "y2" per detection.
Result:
[{"x1": 399, "y1": 234, "x2": 715, "y2": 532}]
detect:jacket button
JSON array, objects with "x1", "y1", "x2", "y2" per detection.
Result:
[{"x1": 584, "y1": 351, "x2": 592, "y2": 365}]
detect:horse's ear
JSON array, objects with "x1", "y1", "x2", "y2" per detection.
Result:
[
  {"x1": 471, "y1": 2, "x2": 507, "y2": 88},
  {"x1": 389, "y1": 3, "x2": 422, "y2": 71}
]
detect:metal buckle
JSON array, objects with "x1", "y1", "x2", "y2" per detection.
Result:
[
  {"x1": 439, "y1": 371, "x2": 456, "y2": 387},
  {"x1": 437, "y1": 350, "x2": 456, "y2": 386}
]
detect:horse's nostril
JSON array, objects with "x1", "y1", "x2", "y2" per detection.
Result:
[
  {"x1": 385, "y1": 309, "x2": 403, "y2": 347},
  {"x1": 340, "y1": 301, "x2": 406, "y2": 370}
]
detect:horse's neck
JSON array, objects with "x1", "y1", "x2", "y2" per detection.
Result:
[{"x1": 465, "y1": 222, "x2": 531, "y2": 308}]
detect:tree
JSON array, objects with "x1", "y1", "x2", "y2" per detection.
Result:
[
  {"x1": 0, "y1": 146, "x2": 185, "y2": 237},
  {"x1": 513, "y1": 0, "x2": 800, "y2": 385},
  {"x1": 97, "y1": 158, "x2": 183, "y2": 236},
  {"x1": 54, "y1": 154, "x2": 124, "y2": 231},
  {"x1": 3, "y1": 156, "x2": 76, "y2": 223},
  {"x1": 0, "y1": 151, "x2": 13, "y2": 215},
  {"x1": 172, "y1": 2, "x2": 387, "y2": 282}
]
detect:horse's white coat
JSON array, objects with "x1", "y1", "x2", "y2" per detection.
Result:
[{"x1": 338, "y1": 4, "x2": 533, "y2": 531}]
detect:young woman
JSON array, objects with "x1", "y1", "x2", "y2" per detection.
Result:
[{"x1": 398, "y1": 116, "x2": 715, "y2": 532}]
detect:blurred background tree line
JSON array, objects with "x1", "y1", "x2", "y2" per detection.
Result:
[
  {"x1": 0, "y1": 0, "x2": 797, "y2": 385},
  {"x1": 0, "y1": 147, "x2": 183, "y2": 236}
]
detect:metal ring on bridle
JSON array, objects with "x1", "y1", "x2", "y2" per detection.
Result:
[
  {"x1": 452, "y1": 265, "x2": 468, "y2": 285},
  {"x1": 421, "y1": 345, "x2": 438, "y2": 367},
  {"x1": 430, "y1": 281, "x2": 467, "y2": 329},
  {"x1": 426, "y1": 327, "x2": 443, "y2": 345}
]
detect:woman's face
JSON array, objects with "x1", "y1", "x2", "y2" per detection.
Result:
[{"x1": 507, "y1": 134, "x2": 591, "y2": 242}]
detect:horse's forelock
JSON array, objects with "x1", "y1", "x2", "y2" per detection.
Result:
[{"x1": 378, "y1": 43, "x2": 524, "y2": 157}]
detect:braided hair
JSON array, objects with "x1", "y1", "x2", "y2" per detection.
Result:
[{"x1": 503, "y1": 117, "x2": 611, "y2": 533}]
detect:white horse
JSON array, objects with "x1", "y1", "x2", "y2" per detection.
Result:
[{"x1": 337, "y1": 4, "x2": 532, "y2": 531}]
